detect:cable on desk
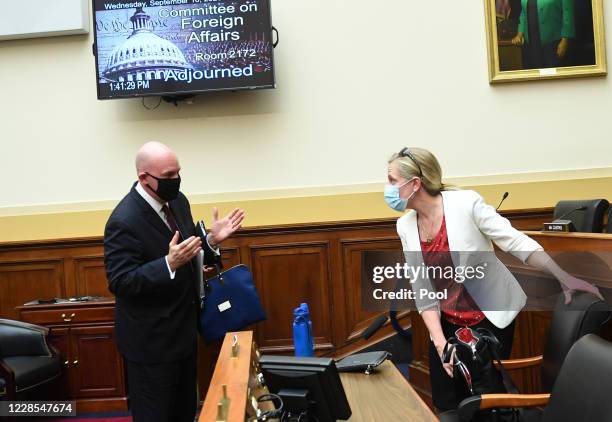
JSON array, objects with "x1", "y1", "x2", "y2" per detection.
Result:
[{"x1": 248, "y1": 393, "x2": 284, "y2": 421}]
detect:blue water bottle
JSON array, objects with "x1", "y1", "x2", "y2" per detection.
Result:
[{"x1": 293, "y1": 303, "x2": 315, "y2": 357}]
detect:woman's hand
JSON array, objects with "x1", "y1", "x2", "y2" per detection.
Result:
[
  {"x1": 557, "y1": 38, "x2": 569, "y2": 59},
  {"x1": 527, "y1": 251, "x2": 605, "y2": 305},
  {"x1": 511, "y1": 32, "x2": 525, "y2": 46},
  {"x1": 558, "y1": 273, "x2": 604, "y2": 305},
  {"x1": 434, "y1": 339, "x2": 454, "y2": 378}
]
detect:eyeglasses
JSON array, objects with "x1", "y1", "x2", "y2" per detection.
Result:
[{"x1": 398, "y1": 147, "x2": 423, "y2": 177}]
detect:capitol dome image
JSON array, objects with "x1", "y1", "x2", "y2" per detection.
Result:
[{"x1": 103, "y1": 7, "x2": 192, "y2": 83}]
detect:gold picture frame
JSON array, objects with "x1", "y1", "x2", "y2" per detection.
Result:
[{"x1": 484, "y1": 0, "x2": 607, "y2": 83}]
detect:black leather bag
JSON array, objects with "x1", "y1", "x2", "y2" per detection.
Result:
[
  {"x1": 444, "y1": 327, "x2": 521, "y2": 422},
  {"x1": 443, "y1": 327, "x2": 508, "y2": 396}
]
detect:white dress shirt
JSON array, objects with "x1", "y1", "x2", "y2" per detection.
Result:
[{"x1": 135, "y1": 182, "x2": 219, "y2": 279}]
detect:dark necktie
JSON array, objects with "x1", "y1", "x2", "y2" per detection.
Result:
[{"x1": 161, "y1": 205, "x2": 180, "y2": 236}]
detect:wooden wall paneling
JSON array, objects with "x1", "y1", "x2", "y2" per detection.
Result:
[
  {"x1": 501, "y1": 208, "x2": 553, "y2": 231},
  {"x1": 74, "y1": 256, "x2": 110, "y2": 298},
  {"x1": 249, "y1": 241, "x2": 334, "y2": 354},
  {"x1": 0, "y1": 259, "x2": 65, "y2": 320},
  {"x1": 218, "y1": 247, "x2": 242, "y2": 269},
  {"x1": 407, "y1": 313, "x2": 433, "y2": 407},
  {"x1": 527, "y1": 311, "x2": 553, "y2": 392},
  {"x1": 62, "y1": 257, "x2": 78, "y2": 298},
  {"x1": 506, "y1": 312, "x2": 536, "y2": 393},
  {"x1": 339, "y1": 237, "x2": 403, "y2": 344}
]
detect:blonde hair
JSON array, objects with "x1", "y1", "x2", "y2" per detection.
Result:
[{"x1": 388, "y1": 147, "x2": 456, "y2": 196}]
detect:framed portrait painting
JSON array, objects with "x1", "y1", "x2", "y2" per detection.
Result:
[{"x1": 484, "y1": 0, "x2": 607, "y2": 83}]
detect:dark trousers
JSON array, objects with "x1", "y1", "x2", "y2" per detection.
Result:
[
  {"x1": 125, "y1": 349, "x2": 197, "y2": 422},
  {"x1": 428, "y1": 317, "x2": 515, "y2": 412},
  {"x1": 522, "y1": 41, "x2": 564, "y2": 69}
]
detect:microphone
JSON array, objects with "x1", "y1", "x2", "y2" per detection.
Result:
[
  {"x1": 555, "y1": 205, "x2": 587, "y2": 221},
  {"x1": 496, "y1": 192, "x2": 509, "y2": 211},
  {"x1": 543, "y1": 205, "x2": 587, "y2": 232},
  {"x1": 362, "y1": 314, "x2": 388, "y2": 340}
]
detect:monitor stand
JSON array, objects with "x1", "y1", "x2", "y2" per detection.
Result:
[{"x1": 278, "y1": 389, "x2": 310, "y2": 421}]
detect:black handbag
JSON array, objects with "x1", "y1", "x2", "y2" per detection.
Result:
[
  {"x1": 443, "y1": 327, "x2": 522, "y2": 422},
  {"x1": 443, "y1": 327, "x2": 509, "y2": 396}
]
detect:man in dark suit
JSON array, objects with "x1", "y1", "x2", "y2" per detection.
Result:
[{"x1": 104, "y1": 141, "x2": 244, "y2": 422}]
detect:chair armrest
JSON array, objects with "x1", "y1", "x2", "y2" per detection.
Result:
[
  {"x1": 0, "y1": 357, "x2": 16, "y2": 399},
  {"x1": 497, "y1": 355, "x2": 543, "y2": 370},
  {"x1": 457, "y1": 393, "x2": 550, "y2": 421},
  {"x1": 0, "y1": 319, "x2": 49, "y2": 335},
  {"x1": 480, "y1": 393, "x2": 550, "y2": 409},
  {"x1": 0, "y1": 319, "x2": 52, "y2": 358}
]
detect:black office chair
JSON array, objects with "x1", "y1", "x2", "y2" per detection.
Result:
[
  {"x1": 607, "y1": 206, "x2": 612, "y2": 233},
  {"x1": 439, "y1": 292, "x2": 610, "y2": 421},
  {"x1": 532, "y1": 292, "x2": 610, "y2": 392},
  {"x1": 441, "y1": 334, "x2": 612, "y2": 422},
  {"x1": 552, "y1": 199, "x2": 609, "y2": 233},
  {"x1": 0, "y1": 319, "x2": 61, "y2": 400}
]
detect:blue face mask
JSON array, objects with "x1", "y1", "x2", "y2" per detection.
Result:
[{"x1": 384, "y1": 180, "x2": 416, "y2": 212}]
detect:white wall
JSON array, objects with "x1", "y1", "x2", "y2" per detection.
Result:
[
  {"x1": 1, "y1": 0, "x2": 611, "y2": 210},
  {"x1": 0, "y1": 0, "x2": 89, "y2": 41}
]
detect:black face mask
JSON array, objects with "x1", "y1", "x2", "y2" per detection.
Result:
[{"x1": 146, "y1": 173, "x2": 181, "y2": 202}]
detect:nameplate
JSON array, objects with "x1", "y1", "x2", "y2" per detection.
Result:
[
  {"x1": 539, "y1": 68, "x2": 558, "y2": 76},
  {"x1": 218, "y1": 301, "x2": 232, "y2": 312},
  {"x1": 543, "y1": 220, "x2": 573, "y2": 232}
]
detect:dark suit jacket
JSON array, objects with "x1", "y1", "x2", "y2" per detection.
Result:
[{"x1": 104, "y1": 184, "x2": 220, "y2": 363}]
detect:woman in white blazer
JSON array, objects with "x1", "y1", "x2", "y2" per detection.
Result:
[{"x1": 385, "y1": 147, "x2": 602, "y2": 411}]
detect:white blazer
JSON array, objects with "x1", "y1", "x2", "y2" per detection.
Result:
[{"x1": 396, "y1": 190, "x2": 543, "y2": 328}]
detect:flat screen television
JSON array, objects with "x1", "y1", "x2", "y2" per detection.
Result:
[{"x1": 92, "y1": 0, "x2": 276, "y2": 100}]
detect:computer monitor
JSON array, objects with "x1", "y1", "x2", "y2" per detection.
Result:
[{"x1": 260, "y1": 355, "x2": 351, "y2": 422}]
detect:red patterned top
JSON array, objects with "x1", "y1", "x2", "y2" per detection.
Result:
[{"x1": 419, "y1": 215, "x2": 485, "y2": 327}]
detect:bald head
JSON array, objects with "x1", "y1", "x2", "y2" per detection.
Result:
[
  {"x1": 135, "y1": 141, "x2": 178, "y2": 173},
  {"x1": 136, "y1": 142, "x2": 181, "y2": 203}
]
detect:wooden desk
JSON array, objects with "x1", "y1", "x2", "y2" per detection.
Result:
[
  {"x1": 199, "y1": 331, "x2": 269, "y2": 421},
  {"x1": 340, "y1": 361, "x2": 438, "y2": 422},
  {"x1": 523, "y1": 231, "x2": 612, "y2": 252},
  {"x1": 200, "y1": 331, "x2": 437, "y2": 421}
]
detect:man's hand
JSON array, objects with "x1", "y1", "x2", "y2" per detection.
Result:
[
  {"x1": 208, "y1": 207, "x2": 245, "y2": 246},
  {"x1": 203, "y1": 265, "x2": 217, "y2": 279},
  {"x1": 167, "y1": 232, "x2": 202, "y2": 272}
]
